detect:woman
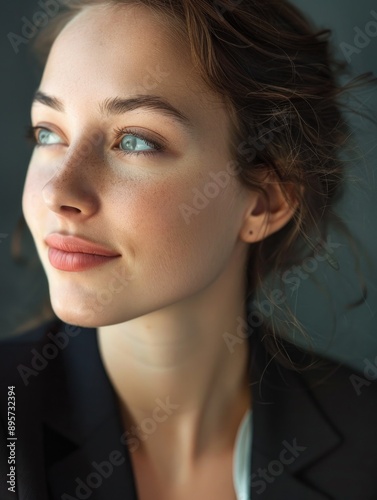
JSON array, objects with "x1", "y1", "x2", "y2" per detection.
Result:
[{"x1": 1, "y1": 0, "x2": 377, "y2": 499}]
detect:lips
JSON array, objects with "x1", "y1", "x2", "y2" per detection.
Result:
[{"x1": 45, "y1": 233, "x2": 121, "y2": 271}]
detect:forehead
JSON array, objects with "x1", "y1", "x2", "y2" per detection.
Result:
[
  {"x1": 50, "y1": 3, "x2": 186, "y2": 64},
  {"x1": 40, "y1": 4, "x2": 223, "y2": 114}
]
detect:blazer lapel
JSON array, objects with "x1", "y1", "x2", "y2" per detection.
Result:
[
  {"x1": 248, "y1": 329, "x2": 343, "y2": 499},
  {"x1": 47, "y1": 413, "x2": 138, "y2": 500},
  {"x1": 40, "y1": 320, "x2": 343, "y2": 500},
  {"x1": 40, "y1": 324, "x2": 138, "y2": 500}
]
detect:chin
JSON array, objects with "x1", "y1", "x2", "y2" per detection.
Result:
[
  {"x1": 49, "y1": 296, "x2": 101, "y2": 328},
  {"x1": 49, "y1": 296, "x2": 138, "y2": 329},
  {"x1": 51, "y1": 307, "x2": 91, "y2": 328}
]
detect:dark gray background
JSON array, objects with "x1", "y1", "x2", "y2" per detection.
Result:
[{"x1": 0, "y1": 1, "x2": 376, "y2": 372}]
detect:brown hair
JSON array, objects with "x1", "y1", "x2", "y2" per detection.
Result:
[{"x1": 16, "y1": 0, "x2": 376, "y2": 368}]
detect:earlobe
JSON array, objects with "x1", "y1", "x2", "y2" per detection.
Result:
[{"x1": 240, "y1": 181, "x2": 299, "y2": 244}]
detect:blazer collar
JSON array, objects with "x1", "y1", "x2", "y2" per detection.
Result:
[{"x1": 38, "y1": 320, "x2": 342, "y2": 499}]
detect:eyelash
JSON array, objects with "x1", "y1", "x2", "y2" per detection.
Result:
[
  {"x1": 113, "y1": 126, "x2": 164, "y2": 157},
  {"x1": 26, "y1": 125, "x2": 43, "y2": 146},
  {"x1": 25, "y1": 125, "x2": 165, "y2": 157}
]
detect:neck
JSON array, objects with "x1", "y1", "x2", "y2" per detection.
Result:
[{"x1": 97, "y1": 252, "x2": 252, "y2": 477}]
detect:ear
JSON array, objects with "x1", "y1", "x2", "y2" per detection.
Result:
[{"x1": 239, "y1": 174, "x2": 300, "y2": 243}]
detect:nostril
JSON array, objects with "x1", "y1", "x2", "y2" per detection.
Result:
[
  {"x1": 41, "y1": 178, "x2": 99, "y2": 217},
  {"x1": 60, "y1": 206, "x2": 81, "y2": 213}
]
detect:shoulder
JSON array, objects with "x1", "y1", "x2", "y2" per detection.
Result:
[
  {"x1": 248, "y1": 338, "x2": 377, "y2": 496},
  {"x1": 290, "y1": 341, "x2": 377, "y2": 400},
  {"x1": 253, "y1": 333, "x2": 377, "y2": 415},
  {"x1": 272, "y1": 333, "x2": 377, "y2": 395},
  {"x1": 290, "y1": 336, "x2": 377, "y2": 397},
  {"x1": 280, "y1": 339, "x2": 377, "y2": 429},
  {"x1": 301, "y1": 349, "x2": 377, "y2": 419}
]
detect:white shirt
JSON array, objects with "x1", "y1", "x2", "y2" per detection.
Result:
[{"x1": 233, "y1": 408, "x2": 253, "y2": 500}]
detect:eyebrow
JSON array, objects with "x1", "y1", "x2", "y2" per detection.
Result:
[
  {"x1": 32, "y1": 90, "x2": 193, "y2": 129},
  {"x1": 33, "y1": 91, "x2": 64, "y2": 112}
]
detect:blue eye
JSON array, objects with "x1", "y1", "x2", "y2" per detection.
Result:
[
  {"x1": 25, "y1": 125, "x2": 165, "y2": 157},
  {"x1": 26, "y1": 126, "x2": 64, "y2": 146},
  {"x1": 119, "y1": 134, "x2": 155, "y2": 153},
  {"x1": 36, "y1": 128, "x2": 64, "y2": 145},
  {"x1": 114, "y1": 128, "x2": 164, "y2": 157}
]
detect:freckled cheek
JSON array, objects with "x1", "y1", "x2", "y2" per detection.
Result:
[
  {"x1": 112, "y1": 180, "x2": 187, "y2": 236},
  {"x1": 113, "y1": 176, "x2": 226, "y2": 259}
]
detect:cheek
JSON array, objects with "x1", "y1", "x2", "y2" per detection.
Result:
[
  {"x1": 114, "y1": 171, "x2": 225, "y2": 238},
  {"x1": 111, "y1": 169, "x2": 239, "y2": 282}
]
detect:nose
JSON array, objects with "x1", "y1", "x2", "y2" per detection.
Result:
[{"x1": 42, "y1": 145, "x2": 100, "y2": 218}]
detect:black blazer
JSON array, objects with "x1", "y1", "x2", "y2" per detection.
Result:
[{"x1": 0, "y1": 317, "x2": 377, "y2": 500}]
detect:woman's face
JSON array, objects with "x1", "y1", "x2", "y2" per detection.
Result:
[{"x1": 22, "y1": 3, "x2": 252, "y2": 327}]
